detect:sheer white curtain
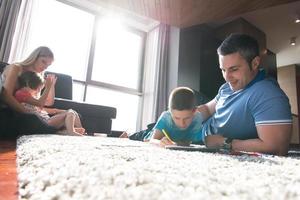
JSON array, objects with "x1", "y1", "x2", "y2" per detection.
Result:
[
  {"x1": 0, "y1": 0, "x2": 22, "y2": 62},
  {"x1": 154, "y1": 24, "x2": 169, "y2": 120},
  {"x1": 140, "y1": 23, "x2": 170, "y2": 129},
  {"x1": 8, "y1": 0, "x2": 37, "y2": 63},
  {"x1": 140, "y1": 26, "x2": 158, "y2": 129}
]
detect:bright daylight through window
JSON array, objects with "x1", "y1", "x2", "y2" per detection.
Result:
[
  {"x1": 19, "y1": 0, "x2": 146, "y2": 132},
  {"x1": 92, "y1": 18, "x2": 144, "y2": 90}
]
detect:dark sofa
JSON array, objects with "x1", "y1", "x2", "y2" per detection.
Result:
[
  {"x1": 48, "y1": 72, "x2": 117, "y2": 134},
  {"x1": 1, "y1": 61, "x2": 117, "y2": 134}
]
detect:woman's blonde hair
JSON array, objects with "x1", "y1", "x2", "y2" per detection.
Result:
[{"x1": 18, "y1": 46, "x2": 54, "y2": 67}]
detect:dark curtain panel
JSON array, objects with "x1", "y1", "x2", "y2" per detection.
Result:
[
  {"x1": 0, "y1": 0, "x2": 22, "y2": 62},
  {"x1": 154, "y1": 24, "x2": 170, "y2": 120}
]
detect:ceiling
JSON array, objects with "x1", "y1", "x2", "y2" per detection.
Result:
[
  {"x1": 85, "y1": 0, "x2": 300, "y2": 53},
  {"x1": 90, "y1": 0, "x2": 298, "y2": 27},
  {"x1": 232, "y1": 1, "x2": 300, "y2": 53}
]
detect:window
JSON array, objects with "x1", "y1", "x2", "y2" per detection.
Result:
[
  {"x1": 85, "y1": 86, "x2": 140, "y2": 133},
  {"x1": 22, "y1": 0, "x2": 94, "y2": 81},
  {"x1": 72, "y1": 82, "x2": 85, "y2": 102},
  {"x1": 91, "y1": 18, "x2": 144, "y2": 90},
  {"x1": 17, "y1": 0, "x2": 146, "y2": 132}
]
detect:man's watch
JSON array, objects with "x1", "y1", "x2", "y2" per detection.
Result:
[{"x1": 222, "y1": 137, "x2": 233, "y2": 150}]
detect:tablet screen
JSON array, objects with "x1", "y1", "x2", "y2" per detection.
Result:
[{"x1": 165, "y1": 145, "x2": 219, "y2": 153}]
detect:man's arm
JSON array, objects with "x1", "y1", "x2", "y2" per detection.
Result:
[
  {"x1": 205, "y1": 124, "x2": 292, "y2": 156},
  {"x1": 197, "y1": 99, "x2": 216, "y2": 121},
  {"x1": 233, "y1": 124, "x2": 292, "y2": 156}
]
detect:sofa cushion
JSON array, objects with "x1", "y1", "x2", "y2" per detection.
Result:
[
  {"x1": 53, "y1": 98, "x2": 117, "y2": 134},
  {"x1": 53, "y1": 98, "x2": 116, "y2": 119}
]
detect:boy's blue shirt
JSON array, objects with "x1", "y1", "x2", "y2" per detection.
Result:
[{"x1": 145, "y1": 110, "x2": 204, "y2": 142}]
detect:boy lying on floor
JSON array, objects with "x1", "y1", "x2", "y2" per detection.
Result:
[{"x1": 120, "y1": 87, "x2": 204, "y2": 147}]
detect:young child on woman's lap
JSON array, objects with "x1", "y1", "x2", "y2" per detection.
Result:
[{"x1": 15, "y1": 71, "x2": 85, "y2": 136}]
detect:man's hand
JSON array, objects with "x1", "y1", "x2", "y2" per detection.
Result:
[{"x1": 205, "y1": 135, "x2": 225, "y2": 148}]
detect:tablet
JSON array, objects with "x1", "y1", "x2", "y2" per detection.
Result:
[{"x1": 165, "y1": 145, "x2": 220, "y2": 153}]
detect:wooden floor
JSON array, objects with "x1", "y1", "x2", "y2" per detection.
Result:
[{"x1": 0, "y1": 140, "x2": 18, "y2": 200}]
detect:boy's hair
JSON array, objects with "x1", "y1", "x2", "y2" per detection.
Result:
[
  {"x1": 169, "y1": 87, "x2": 196, "y2": 111},
  {"x1": 217, "y1": 33, "x2": 259, "y2": 68},
  {"x1": 18, "y1": 71, "x2": 44, "y2": 90}
]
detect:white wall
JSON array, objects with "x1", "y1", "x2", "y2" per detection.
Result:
[
  {"x1": 167, "y1": 26, "x2": 180, "y2": 95},
  {"x1": 277, "y1": 43, "x2": 300, "y2": 67}
]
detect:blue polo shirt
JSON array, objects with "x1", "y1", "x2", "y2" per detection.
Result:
[
  {"x1": 145, "y1": 111, "x2": 204, "y2": 142},
  {"x1": 202, "y1": 69, "x2": 292, "y2": 140}
]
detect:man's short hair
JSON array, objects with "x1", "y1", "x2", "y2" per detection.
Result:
[
  {"x1": 169, "y1": 87, "x2": 196, "y2": 111},
  {"x1": 217, "y1": 33, "x2": 259, "y2": 67}
]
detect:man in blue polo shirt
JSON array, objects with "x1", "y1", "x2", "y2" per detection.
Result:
[{"x1": 198, "y1": 33, "x2": 292, "y2": 156}]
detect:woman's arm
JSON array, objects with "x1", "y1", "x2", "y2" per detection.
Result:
[
  {"x1": 1, "y1": 65, "x2": 26, "y2": 113},
  {"x1": 44, "y1": 74, "x2": 57, "y2": 106}
]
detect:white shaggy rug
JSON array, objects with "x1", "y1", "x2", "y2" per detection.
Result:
[{"x1": 17, "y1": 135, "x2": 300, "y2": 200}]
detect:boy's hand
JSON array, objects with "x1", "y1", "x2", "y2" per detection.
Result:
[{"x1": 159, "y1": 137, "x2": 175, "y2": 147}]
